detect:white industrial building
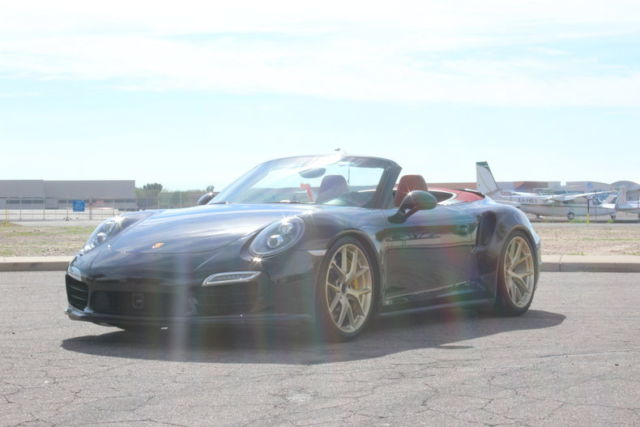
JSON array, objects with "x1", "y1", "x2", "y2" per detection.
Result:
[{"x1": 0, "y1": 180, "x2": 137, "y2": 210}]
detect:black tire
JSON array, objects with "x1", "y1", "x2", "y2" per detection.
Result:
[
  {"x1": 314, "y1": 236, "x2": 378, "y2": 341},
  {"x1": 495, "y1": 231, "x2": 538, "y2": 316},
  {"x1": 567, "y1": 212, "x2": 575, "y2": 221}
]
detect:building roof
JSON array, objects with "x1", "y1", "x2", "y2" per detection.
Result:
[
  {"x1": 44, "y1": 181, "x2": 136, "y2": 199},
  {"x1": 0, "y1": 180, "x2": 45, "y2": 198},
  {"x1": 0, "y1": 180, "x2": 135, "y2": 199},
  {"x1": 430, "y1": 182, "x2": 477, "y2": 190}
]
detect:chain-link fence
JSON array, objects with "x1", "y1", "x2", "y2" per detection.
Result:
[
  {"x1": 138, "y1": 191, "x2": 204, "y2": 210},
  {"x1": 1, "y1": 192, "x2": 209, "y2": 222},
  {"x1": 1, "y1": 197, "x2": 121, "y2": 222}
]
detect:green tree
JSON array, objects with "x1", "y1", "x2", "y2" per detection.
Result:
[
  {"x1": 137, "y1": 183, "x2": 163, "y2": 209},
  {"x1": 143, "y1": 183, "x2": 163, "y2": 195}
]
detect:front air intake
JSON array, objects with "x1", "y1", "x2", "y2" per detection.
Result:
[{"x1": 66, "y1": 275, "x2": 89, "y2": 310}]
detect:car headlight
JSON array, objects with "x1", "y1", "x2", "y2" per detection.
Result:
[
  {"x1": 250, "y1": 217, "x2": 305, "y2": 256},
  {"x1": 81, "y1": 217, "x2": 124, "y2": 253}
]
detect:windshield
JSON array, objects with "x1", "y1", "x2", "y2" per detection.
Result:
[{"x1": 211, "y1": 155, "x2": 388, "y2": 207}]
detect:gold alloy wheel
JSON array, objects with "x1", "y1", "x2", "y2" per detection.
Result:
[
  {"x1": 503, "y1": 235, "x2": 535, "y2": 308},
  {"x1": 324, "y1": 243, "x2": 373, "y2": 334}
]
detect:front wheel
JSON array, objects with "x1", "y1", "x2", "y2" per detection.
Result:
[
  {"x1": 315, "y1": 237, "x2": 377, "y2": 340},
  {"x1": 567, "y1": 212, "x2": 575, "y2": 221},
  {"x1": 496, "y1": 231, "x2": 537, "y2": 316}
]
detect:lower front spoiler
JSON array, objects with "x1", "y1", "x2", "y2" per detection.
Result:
[{"x1": 65, "y1": 306, "x2": 312, "y2": 328}]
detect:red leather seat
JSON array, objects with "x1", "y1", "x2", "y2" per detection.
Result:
[{"x1": 395, "y1": 175, "x2": 429, "y2": 206}]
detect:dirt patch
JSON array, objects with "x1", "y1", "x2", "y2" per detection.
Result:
[
  {"x1": 0, "y1": 223, "x2": 94, "y2": 257},
  {"x1": 1, "y1": 222, "x2": 639, "y2": 257},
  {"x1": 535, "y1": 225, "x2": 640, "y2": 256}
]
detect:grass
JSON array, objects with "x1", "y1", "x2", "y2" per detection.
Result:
[
  {"x1": 64, "y1": 226, "x2": 99, "y2": 233},
  {"x1": 10, "y1": 230, "x2": 48, "y2": 237},
  {"x1": 0, "y1": 223, "x2": 94, "y2": 257},
  {"x1": 582, "y1": 238, "x2": 639, "y2": 241},
  {"x1": 1, "y1": 221, "x2": 640, "y2": 257}
]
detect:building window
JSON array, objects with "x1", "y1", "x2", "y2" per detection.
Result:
[{"x1": 5, "y1": 199, "x2": 44, "y2": 205}]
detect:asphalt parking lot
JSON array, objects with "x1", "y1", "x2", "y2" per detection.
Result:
[{"x1": 1, "y1": 272, "x2": 639, "y2": 426}]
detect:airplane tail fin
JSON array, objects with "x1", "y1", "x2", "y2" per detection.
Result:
[{"x1": 476, "y1": 161, "x2": 500, "y2": 195}]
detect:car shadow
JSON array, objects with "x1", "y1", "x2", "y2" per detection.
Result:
[{"x1": 61, "y1": 308, "x2": 565, "y2": 365}]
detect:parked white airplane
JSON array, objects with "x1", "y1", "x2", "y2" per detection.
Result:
[
  {"x1": 601, "y1": 187, "x2": 640, "y2": 219},
  {"x1": 476, "y1": 161, "x2": 616, "y2": 220}
]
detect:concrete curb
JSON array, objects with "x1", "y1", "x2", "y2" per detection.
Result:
[
  {"x1": 539, "y1": 255, "x2": 640, "y2": 273},
  {"x1": 2, "y1": 255, "x2": 640, "y2": 273},
  {"x1": 0, "y1": 256, "x2": 73, "y2": 272}
]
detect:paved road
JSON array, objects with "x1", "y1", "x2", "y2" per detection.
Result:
[{"x1": 1, "y1": 272, "x2": 639, "y2": 426}]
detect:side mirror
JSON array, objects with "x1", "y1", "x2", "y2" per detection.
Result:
[
  {"x1": 197, "y1": 192, "x2": 215, "y2": 206},
  {"x1": 388, "y1": 190, "x2": 437, "y2": 223}
]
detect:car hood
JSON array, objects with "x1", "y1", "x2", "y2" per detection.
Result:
[{"x1": 107, "y1": 203, "x2": 319, "y2": 254}]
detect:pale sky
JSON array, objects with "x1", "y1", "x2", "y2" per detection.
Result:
[{"x1": 1, "y1": 1, "x2": 639, "y2": 190}]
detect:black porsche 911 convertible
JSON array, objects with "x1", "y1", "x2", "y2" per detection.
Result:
[{"x1": 66, "y1": 154, "x2": 540, "y2": 339}]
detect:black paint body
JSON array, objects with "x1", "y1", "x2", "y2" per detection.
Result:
[{"x1": 65, "y1": 156, "x2": 540, "y2": 328}]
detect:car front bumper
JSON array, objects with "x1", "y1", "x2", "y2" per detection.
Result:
[
  {"x1": 65, "y1": 249, "x2": 323, "y2": 328},
  {"x1": 65, "y1": 305, "x2": 312, "y2": 327}
]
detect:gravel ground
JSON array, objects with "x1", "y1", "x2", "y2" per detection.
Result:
[
  {"x1": 0, "y1": 223, "x2": 94, "y2": 257},
  {"x1": 535, "y1": 224, "x2": 640, "y2": 256},
  {"x1": 1, "y1": 221, "x2": 639, "y2": 257}
]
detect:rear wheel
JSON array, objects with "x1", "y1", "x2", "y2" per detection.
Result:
[
  {"x1": 567, "y1": 212, "x2": 575, "y2": 221},
  {"x1": 496, "y1": 231, "x2": 537, "y2": 316},
  {"x1": 315, "y1": 237, "x2": 376, "y2": 340}
]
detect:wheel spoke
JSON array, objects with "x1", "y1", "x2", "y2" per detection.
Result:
[
  {"x1": 329, "y1": 292, "x2": 341, "y2": 311},
  {"x1": 511, "y1": 273, "x2": 528, "y2": 295},
  {"x1": 507, "y1": 241, "x2": 517, "y2": 263},
  {"x1": 347, "y1": 287, "x2": 371, "y2": 298},
  {"x1": 354, "y1": 266, "x2": 370, "y2": 280},
  {"x1": 511, "y1": 279, "x2": 522, "y2": 301},
  {"x1": 337, "y1": 297, "x2": 348, "y2": 326},
  {"x1": 330, "y1": 260, "x2": 346, "y2": 277},
  {"x1": 511, "y1": 242, "x2": 522, "y2": 265},
  {"x1": 347, "y1": 249, "x2": 358, "y2": 281},
  {"x1": 349, "y1": 295, "x2": 365, "y2": 316},
  {"x1": 512, "y1": 254, "x2": 529, "y2": 268},
  {"x1": 340, "y1": 247, "x2": 348, "y2": 273},
  {"x1": 327, "y1": 281, "x2": 341, "y2": 292},
  {"x1": 346, "y1": 303, "x2": 356, "y2": 325},
  {"x1": 508, "y1": 280, "x2": 517, "y2": 300}
]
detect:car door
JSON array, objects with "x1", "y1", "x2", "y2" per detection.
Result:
[{"x1": 379, "y1": 204, "x2": 478, "y2": 304}]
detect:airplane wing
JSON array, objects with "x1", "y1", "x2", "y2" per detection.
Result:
[{"x1": 547, "y1": 191, "x2": 614, "y2": 202}]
